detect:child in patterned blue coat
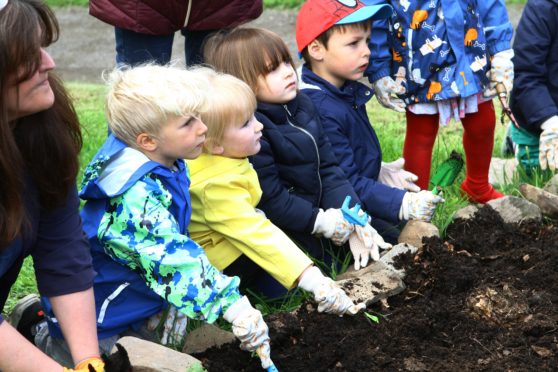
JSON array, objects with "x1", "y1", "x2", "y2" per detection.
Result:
[{"x1": 368, "y1": 0, "x2": 514, "y2": 203}]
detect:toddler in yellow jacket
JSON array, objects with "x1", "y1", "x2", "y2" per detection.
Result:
[{"x1": 188, "y1": 69, "x2": 364, "y2": 315}]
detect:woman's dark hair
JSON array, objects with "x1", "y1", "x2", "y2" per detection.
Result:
[{"x1": 0, "y1": 0, "x2": 82, "y2": 248}]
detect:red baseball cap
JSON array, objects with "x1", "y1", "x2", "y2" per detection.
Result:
[{"x1": 296, "y1": 0, "x2": 392, "y2": 52}]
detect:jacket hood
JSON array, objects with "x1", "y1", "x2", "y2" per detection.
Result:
[{"x1": 79, "y1": 134, "x2": 161, "y2": 200}]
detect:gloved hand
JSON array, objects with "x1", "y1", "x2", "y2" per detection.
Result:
[
  {"x1": 64, "y1": 357, "x2": 105, "y2": 372},
  {"x1": 349, "y1": 222, "x2": 392, "y2": 269},
  {"x1": 312, "y1": 208, "x2": 354, "y2": 246},
  {"x1": 483, "y1": 49, "x2": 514, "y2": 98},
  {"x1": 372, "y1": 76, "x2": 406, "y2": 113},
  {"x1": 298, "y1": 266, "x2": 366, "y2": 315},
  {"x1": 378, "y1": 158, "x2": 420, "y2": 192},
  {"x1": 147, "y1": 305, "x2": 188, "y2": 345},
  {"x1": 539, "y1": 116, "x2": 558, "y2": 171},
  {"x1": 398, "y1": 190, "x2": 444, "y2": 222},
  {"x1": 223, "y1": 296, "x2": 270, "y2": 353}
]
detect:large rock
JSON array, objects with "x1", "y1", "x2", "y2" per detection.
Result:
[
  {"x1": 398, "y1": 220, "x2": 440, "y2": 248},
  {"x1": 113, "y1": 336, "x2": 201, "y2": 372},
  {"x1": 519, "y1": 183, "x2": 558, "y2": 219},
  {"x1": 486, "y1": 196, "x2": 542, "y2": 223},
  {"x1": 182, "y1": 324, "x2": 236, "y2": 354},
  {"x1": 335, "y1": 244, "x2": 417, "y2": 306}
]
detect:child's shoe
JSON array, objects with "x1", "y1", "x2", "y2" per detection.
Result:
[{"x1": 461, "y1": 179, "x2": 504, "y2": 204}]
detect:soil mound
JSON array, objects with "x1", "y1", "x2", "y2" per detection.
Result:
[{"x1": 194, "y1": 206, "x2": 558, "y2": 371}]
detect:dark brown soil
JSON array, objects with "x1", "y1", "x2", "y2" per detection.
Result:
[{"x1": 194, "y1": 206, "x2": 558, "y2": 371}]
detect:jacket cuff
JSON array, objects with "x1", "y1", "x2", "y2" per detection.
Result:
[{"x1": 368, "y1": 68, "x2": 391, "y2": 85}]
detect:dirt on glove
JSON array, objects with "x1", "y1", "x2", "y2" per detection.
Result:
[{"x1": 194, "y1": 206, "x2": 558, "y2": 371}]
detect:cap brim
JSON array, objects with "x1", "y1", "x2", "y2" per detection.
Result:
[{"x1": 336, "y1": 4, "x2": 392, "y2": 25}]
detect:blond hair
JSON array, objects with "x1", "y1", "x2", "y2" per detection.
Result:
[
  {"x1": 105, "y1": 64, "x2": 211, "y2": 147},
  {"x1": 200, "y1": 69, "x2": 257, "y2": 151},
  {"x1": 204, "y1": 27, "x2": 295, "y2": 93}
]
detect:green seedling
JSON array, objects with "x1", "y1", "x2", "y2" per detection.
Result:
[{"x1": 364, "y1": 311, "x2": 380, "y2": 324}]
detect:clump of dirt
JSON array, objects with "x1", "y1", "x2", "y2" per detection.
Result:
[{"x1": 194, "y1": 206, "x2": 558, "y2": 371}]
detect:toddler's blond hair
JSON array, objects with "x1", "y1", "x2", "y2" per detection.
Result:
[{"x1": 200, "y1": 69, "x2": 257, "y2": 152}]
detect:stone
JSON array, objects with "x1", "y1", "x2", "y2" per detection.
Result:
[
  {"x1": 379, "y1": 243, "x2": 418, "y2": 279},
  {"x1": 335, "y1": 260, "x2": 406, "y2": 306},
  {"x1": 113, "y1": 336, "x2": 201, "y2": 372},
  {"x1": 182, "y1": 324, "x2": 236, "y2": 355},
  {"x1": 519, "y1": 183, "x2": 558, "y2": 219},
  {"x1": 486, "y1": 196, "x2": 542, "y2": 223},
  {"x1": 453, "y1": 205, "x2": 479, "y2": 220},
  {"x1": 543, "y1": 174, "x2": 558, "y2": 195},
  {"x1": 398, "y1": 220, "x2": 440, "y2": 248},
  {"x1": 488, "y1": 157, "x2": 518, "y2": 187}
]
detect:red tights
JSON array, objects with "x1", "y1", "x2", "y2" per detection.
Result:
[{"x1": 402, "y1": 101, "x2": 503, "y2": 203}]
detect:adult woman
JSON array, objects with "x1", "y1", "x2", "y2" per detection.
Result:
[{"x1": 0, "y1": 1, "x2": 102, "y2": 371}]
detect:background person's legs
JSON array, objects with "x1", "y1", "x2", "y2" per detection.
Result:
[
  {"x1": 115, "y1": 27, "x2": 174, "y2": 67},
  {"x1": 180, "y1": 29, "x2": 217, "y2": 66}
]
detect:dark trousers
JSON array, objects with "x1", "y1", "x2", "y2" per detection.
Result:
[{"x1": 114, "y1": 27, "x2": 215, "y2": 67}]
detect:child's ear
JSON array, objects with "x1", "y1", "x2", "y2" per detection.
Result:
[
  {"x1": 308, "y1": 40, "x2": 325, "y2": 61},
  {"x1": 136, "y1": 133, "x2": 158, "y2": 152},
  {"x1": 207, "y1": 140, "x2": 225, "y2": 155}
]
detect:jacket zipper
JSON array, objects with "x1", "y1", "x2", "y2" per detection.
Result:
[{"x1": 283, "y1": 104, "x2": 322, "y2": 205}]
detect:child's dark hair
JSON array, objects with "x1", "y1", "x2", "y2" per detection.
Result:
[
  {"x1": 204, "y1": 27, "x2": 295, "y2": 93},
  {"x1": 301, "y1": 21, "x2": 371, "y2": 68}
]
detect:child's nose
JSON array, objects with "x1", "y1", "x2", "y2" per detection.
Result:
[
  {"x1": 255, "y1": 119, "x2": 264, "y2": 132},
  {"x1": 197, "y1": 120, "x2": 208, "y2": 135}
]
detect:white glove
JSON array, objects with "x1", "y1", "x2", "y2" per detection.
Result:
[
  {"x1": 223, "y1": 296, "x2": 270, "y2": 353},
  {"x1": 378, "y1": 158, "x2": 420, "y2": 192},
  {"x1": 398, "y1": 190, "x2": 444, "y2": 222},
  {"x1": 483, "y1": 49, "x2": 514, "y2": 98},
  {"x1": 298, "y1": 266, "x2": 366, "y2": 315},
  {"x1": 372, "y1": 76, "x2": 406, "y2": 113},
  {"x1": 539, "y1": 116, "x2": 558, "y2": 171},
  {"x1": 348, "y1": 222, "x2": 392, "y2": 269},
  {"x1": 146, "y1": 305, "x2": 188, "y2": 345},
  {"x1": 312, "y1": 208, "x2": 354, "y2": 246}
]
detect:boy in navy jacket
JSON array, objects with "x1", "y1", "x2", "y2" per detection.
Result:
[{"x1": 297, "y1": 0, "x2": 443, "y2": 236}]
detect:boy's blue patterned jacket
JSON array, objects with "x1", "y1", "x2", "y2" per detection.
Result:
[
  {"x1": 43, "y1": 134, "x2": 241, "y2": 340},
  {"x1": 367, "y1": 0, "x2": 513, "y2": 103}
]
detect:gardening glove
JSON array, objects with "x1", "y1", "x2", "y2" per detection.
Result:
[
  {"x1": 64, "y1": 357, "x2": 105, "y2": 372},
  {"x1": 223, "y1": 296, "x2": 270, "y2": 353},
  {"x1": 539, "y1": 116, "x2": 558, "y2": 171},
  {"x1": 312, "y1": 208, "x2": 354, "y2": 246},
  {"x1": 398, "y1": 190, "x2": 444, "y2": 222},
  {"x1": 378, "y1": 158, "x2": 420, "y2": 192},
  {"x1": 298, "y1": 266, "x2": 366, "y2": 315},
  {"x1": 349, "y1": 221, "x2": 392, "y2": 269},
  {"x1": 372, "y1": 76, "x2": 406, "y2": 113},
  {"x1": 483, "y1": 49, "x2": 514, "y2": 98},
  {"x1": 146, "y1": 305, "x2": 188, "y2": 345}
]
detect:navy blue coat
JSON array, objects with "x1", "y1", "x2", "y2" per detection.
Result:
[
  {"x1": 510, "y1": 0, "x2": 558, "y2": 133},
  {"x1": 300, "y1": 65, "x2": 405, "y2": 223},
  {"x1": 251, "y1": 93, "x2": 359, "y2": 235}
]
